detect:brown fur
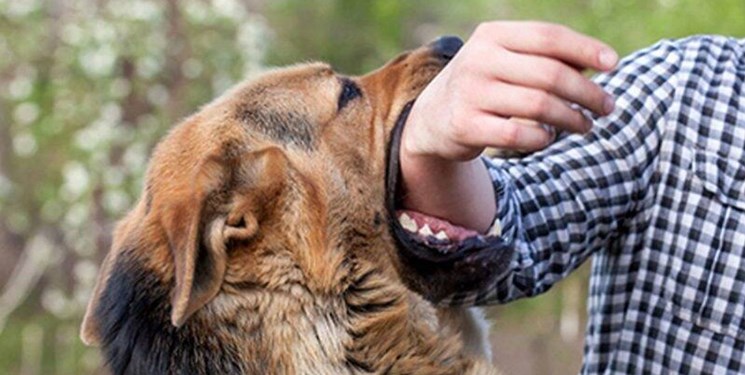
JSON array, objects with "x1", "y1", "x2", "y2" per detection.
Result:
[{"x1": 81, "y1": 41, "x2": 499, "y2": 374}]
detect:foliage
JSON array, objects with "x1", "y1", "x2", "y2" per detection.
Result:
[
  {"x1": 263, "y1": 0, "x2": 496, "y2": 74},
  {"x1": 503, "y1": 0, "x2": 745, "y2": 57},
  {"x1": 0, "y1": 0, "x2": 266, "y2": 372},
  {"x1": 263, "y1": 0, "x2": 745, "y2": 73},
  {"x1": 1, "y1": 0, "x2": 743, "y2": 373}
]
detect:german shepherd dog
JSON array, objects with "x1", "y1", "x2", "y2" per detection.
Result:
[{"x1": 80, "y1": 36, "x2": 512, "y2": 374}]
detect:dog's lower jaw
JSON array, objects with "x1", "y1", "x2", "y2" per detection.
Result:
[{"x1": 384, "y1": 101, "x2": 516, "y2": 304}]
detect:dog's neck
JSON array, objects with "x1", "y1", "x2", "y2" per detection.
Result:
[
  {"x1": 94, "y1": 250, "x2": 254, "y2": 375},
  {"x1": 94, "y1": 246, "x2": 479, "y2": 375}
]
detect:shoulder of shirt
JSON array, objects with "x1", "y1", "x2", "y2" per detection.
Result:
[
  {"x1": 601, "y1": 35, "x2": 743, "y2": 86},
  {"x1": 668, "y1": 34, "x2": 744, "y2": 49},
  {"x1": 647, "y1": 35, "x2": 743, "y2": 62}
]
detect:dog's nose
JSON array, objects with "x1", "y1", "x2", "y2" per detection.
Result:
[{"x1": 431, "y1": 36, "x2": 464, "y2": 60}]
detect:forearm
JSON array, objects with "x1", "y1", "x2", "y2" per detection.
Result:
[
  {"x1": 399, "y1": 154, "x2": 496, "y2": 233},
  {"x1": 438, "y1": 40, "x2": 679, "y2": 305}
]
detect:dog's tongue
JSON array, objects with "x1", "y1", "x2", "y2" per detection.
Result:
[{"x1": 395, "y1": 209, "x2": 483, "y2": 243}]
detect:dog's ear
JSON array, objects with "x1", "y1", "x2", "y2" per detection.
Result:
[
  {"x1": 167, "y1": 147, "x2": 288, "y2": 327},
  {"x1": 80, "y1": 147, "x2": 289, "y2": 345},
  {"x1": 164, "y1": 155, "x2": 231, "y2": 328}
]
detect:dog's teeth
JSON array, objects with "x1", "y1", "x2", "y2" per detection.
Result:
[
  {"x1": 487, "y1": 219, "x2": 502, "y2": 237},
  {"x1": 434, "y1": 230, "x2": 449, "y2": 241},
  {"x1": 398, "y1": 213, "x2": 418, "y2": 233},
  {"x1": 418, "y1": 224, "x2": 433, "y2": 236}
]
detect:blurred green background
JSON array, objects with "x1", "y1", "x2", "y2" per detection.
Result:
[{"x1": 0, "y1": 0, "x2": 742, "y2": 374}]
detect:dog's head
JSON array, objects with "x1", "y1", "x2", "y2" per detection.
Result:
[{"x1": 81, "y1": 36, "x2": 510, "y2": 356}]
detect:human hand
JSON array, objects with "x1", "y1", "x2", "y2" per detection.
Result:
[
  {"x1": 403, "y1": 21, "x2": 618, "y2": 161},
  {"x1": 399, "y1": 22, "x2": 619, "y2": 232}
]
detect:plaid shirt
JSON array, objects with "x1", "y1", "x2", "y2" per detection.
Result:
[{"x1": 443, "y1": 36, "x2": 745, "y2": 374}]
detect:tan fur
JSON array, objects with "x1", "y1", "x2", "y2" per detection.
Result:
[{"x1": 81, "y1": 42, "x2": 500, "y2": 374}]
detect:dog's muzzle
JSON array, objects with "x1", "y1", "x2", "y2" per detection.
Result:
[
  {"x1": 384, "y1": 101, "x2": 516, "y2": 303},
  {"x1": 430, "y1": 35, "x2": 464, "y2": 61}
]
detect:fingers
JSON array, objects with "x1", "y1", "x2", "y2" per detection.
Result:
[
  {"x1": 471, "y1": 81, "x2": 591, "y2": 133},
  {"x1": 462, "y1": 113, "x2": 554, "y2": 152},
  {"x1": 402, "y1": 21, "x2": 618, "y2": 160},
  {"x1": 476, "y1": 21, "x2": 619, "y2": 71},
  {"x1": 488, "y1": 48, "x2": 613, "y2": 116}
]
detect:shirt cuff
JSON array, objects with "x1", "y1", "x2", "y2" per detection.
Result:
[{"x1": 481, "y1": 156, "x2": 520, "y2": 246}]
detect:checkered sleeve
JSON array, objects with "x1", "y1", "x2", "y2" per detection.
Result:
[{"x1": 441, "y1": 40, "x2": 683, "y2": 306}]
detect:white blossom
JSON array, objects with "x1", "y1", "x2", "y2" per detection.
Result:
[
  {"x1": 61, "y1": 162, "x2": 91, "y2": 201},
  {"x1": 13, "y1": 102, "x2": 39, "y2": 125},
  {"x1": 12, "y1": 132, "x2": 37, "y2": 156},
  {"x1": 182, "y1": 58, "x2": 203, "y2": 78},
  {"x1": 80, "y1": 45, "x2": 117, "y2": 77},
  {"x1": 8, "y1": 74, "x2": 34, "y2": 100}
]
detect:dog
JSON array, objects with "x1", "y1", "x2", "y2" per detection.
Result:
[{"x1": 80, "y1": 36, "x2": 513, "y2": 374}]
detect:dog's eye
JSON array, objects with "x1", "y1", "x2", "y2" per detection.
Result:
[{"x1": 338, "y1": 78, "x2": 362, "y2": 111}]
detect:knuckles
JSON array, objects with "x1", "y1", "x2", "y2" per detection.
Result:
[
  {"x1": 530, "y1": 22, "x2": 568, "y2": 49},
  {"x1": 472, "y1": 21, "x2": 501, "y2": 40},
  {"x1": 541, "y1": 63, "x2": 564, "y2": 90},
  {"x1": 497, "y1": 121, "x2": 520, "y2": 147},
  {"x1": 448, "y1": 105, "x2": 474, "y2": 138},
  {"x1": 524, "y1": 92, "x2": 553, "y2": 118}
]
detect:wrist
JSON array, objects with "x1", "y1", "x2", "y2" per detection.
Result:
[{"x1": 399, "y1": 150, "x2": 496, "y2": 233}]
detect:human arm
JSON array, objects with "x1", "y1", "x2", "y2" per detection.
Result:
[
  {"x1": 401, "y1": 24, "x2": 682, "y2": 303},
  {"x1": 400, "y1": 21, "x2": 619, "y2": 233}
]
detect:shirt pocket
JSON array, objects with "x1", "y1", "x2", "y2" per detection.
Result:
[
  {"x1": 665, "y1": 146, "x2": 745, "y2": 338},
  {"x1": 692, "y1": 148, "x2": 745, "y2": 210}
]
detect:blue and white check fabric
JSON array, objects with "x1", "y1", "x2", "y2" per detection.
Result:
[{"x1": 443, "y1": 36, "x2": 745, "y2": 374}]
